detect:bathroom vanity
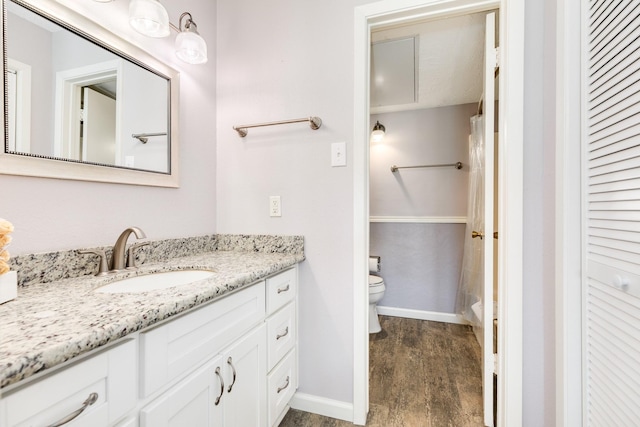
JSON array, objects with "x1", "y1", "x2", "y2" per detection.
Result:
[{"x1": 0, "y1": 236, "x2": 303, "y2": 427}]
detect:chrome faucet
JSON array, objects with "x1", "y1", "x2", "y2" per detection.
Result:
[{"x1": 111, "y1": 227, "x2": 147, "y2": 271}]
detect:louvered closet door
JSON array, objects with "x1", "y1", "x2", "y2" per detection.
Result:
[{"x1": 586, "y1": 1, "x2": 640, "y2": 425}]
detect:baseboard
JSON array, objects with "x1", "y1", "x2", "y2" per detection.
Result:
[
  {"x1": 289, "y1": 392, "x2": 354, "y2": 423},
  {"x1": 377, "y1": 306, "x2": 469, "y2": 325}
]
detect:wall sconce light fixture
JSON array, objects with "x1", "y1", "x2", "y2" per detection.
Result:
[
  {"x1": 124, "y1": 0, "x2": 207, "y2": 64},
  {"x1": 174, "y1": 13, "x2": 208, "y2": 64},
  {"x1": 371, "y1": 120, "x2": 386, "y2": 142}
]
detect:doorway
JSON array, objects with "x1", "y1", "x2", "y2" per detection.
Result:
[{"x1": 353, "y1": 1, "x2": 524, "y2": 425}]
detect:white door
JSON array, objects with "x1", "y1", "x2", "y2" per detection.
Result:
[
  {"x1": 584, "y1": 1, "x2": 640, "y2": 424},
  {"x1": 481, "y1": 11, "x2": 497, "y2": 427},
  {"x1": 82, "y1": 87, "x2": 116, "y2": 165}
]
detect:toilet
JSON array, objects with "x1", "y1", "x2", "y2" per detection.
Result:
[{"x1": 368, "y1": 275, "x2": 386, "y2": 333}]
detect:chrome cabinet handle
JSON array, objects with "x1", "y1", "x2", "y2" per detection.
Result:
[
  {"x1": 277, "y1": 284, "x2": 290, "y2": 294},
  {"x1": 276, "y1": 327, "x2": 289, "y2": 340},
  {"x1": 47, "y1": 392, "x2": 98, "y2": 427},
  {"x1": 277, "y1": 376, "x2": 290, "y2": 393},
  {"x1": 214, "y1": 367, "x2": 224, "y2": 406},
  {"x1": 227, "y1": 357, "x2": 237, "y2": 392},
  {"x1": 471, "y1": 231, "x2": 484, "y2": 239}
]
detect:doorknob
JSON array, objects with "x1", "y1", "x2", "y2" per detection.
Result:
[{"x1": 472, "y1": 231, "x2": 484, "y2": 239}]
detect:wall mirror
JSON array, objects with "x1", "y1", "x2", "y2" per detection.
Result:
[{"x1": 0, "y1": 0, "x2": 180, "y2": 187}]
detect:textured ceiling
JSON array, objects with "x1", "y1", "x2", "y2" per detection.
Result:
[{"x1": 371, "y1": 11, "x2": 492, "y2": 113}]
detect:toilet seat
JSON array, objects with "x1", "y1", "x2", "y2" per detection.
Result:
[
  {"x1": 368, "y1": 275, "x2": 385, "y2": 293},
  {"x1": 368, "y1": 275, "x2": 383, "y2": 286}
]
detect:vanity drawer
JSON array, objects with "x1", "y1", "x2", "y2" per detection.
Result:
[
  {"x1": 266, "y1": 267, "x2": 297, "y2": 315},
  {"x1": 140, "y1": 281, "x2": 265, "y2": 397},
  {"x1": 267, "y1": 349, "x2": 297, "y2": 427},
  {"x1": 267, "y1": 301, "x2": 296, "y2": 371},
  {"x1": 2, "y1": 339, "x2": 136, "y2": 427}
]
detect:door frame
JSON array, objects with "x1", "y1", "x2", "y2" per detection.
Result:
[
  {"x1": 555, "y1": 0, "x2": 584, "y2": 424},
  {"x1": 353, "y1": 0, "x2": 525, "y2": 425},
  {"x1": 54, "y1": 59, "x2": 122, "y2": 161}
]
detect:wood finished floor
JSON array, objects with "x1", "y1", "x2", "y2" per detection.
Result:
[{"x1": 279, "y1": 316, "x2": 483, "y2": 427}]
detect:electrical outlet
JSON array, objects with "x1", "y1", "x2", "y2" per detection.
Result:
[{"x1": 270, "y1": 196, "x2": 281, "y2": 217}]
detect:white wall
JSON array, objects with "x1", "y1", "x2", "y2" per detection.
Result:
[
  {"x1": 216, "y1": 0, "x2": 362, "y2": 404},
  {"x1": 370, "y1": 106, "x2": 472, "y2": 217},
  {"x1": 120, "y1": 61, "x2": 169, "y2": 171},
  {"x1": 6, "y1": 13, "x2": 53, "y2": 157},
  {"x1": 2, "y1": 0, "x2": 217, "y2": 255}
]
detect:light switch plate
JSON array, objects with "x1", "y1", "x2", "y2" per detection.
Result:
[{"x1": 331, "y1": 142, "x2": 347, "y2": 167}]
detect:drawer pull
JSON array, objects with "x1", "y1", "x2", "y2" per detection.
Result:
[
  {"x1": 227, "y1": 357, "x2": 237, "y2": 393},
  {"x1": 277, "y1": 284, "x2": 290, "y2": 294},
  {"x1": 214, "y1": 367, "x2": 224, "y2": 406},
  {"x1": 277, "y1": 376, "x2": 290, "y2": 393},
  {"x1": 47, "y1": 392, "x2": 98, "y2": 427},
  {"x1": 276, "y1": 327, "x2": 290, "y2": 340}
]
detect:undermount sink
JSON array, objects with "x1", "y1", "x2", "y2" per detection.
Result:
[{"x1": 96, "y1": 270, "x2": 216, "y2": 293}]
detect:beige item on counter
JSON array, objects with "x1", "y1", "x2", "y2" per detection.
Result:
[
  {"x1": 0, "y1": 234, "x2": 11, "y2": 248},
  {"x1": 0, "y1": 260, "x2": 9, "y2": 275},
  {"x1": 0, "y1": 250, "x2": 8, "y2": 262},
  {"x1": 0, "y1": 218, "x2": 14, "y2": 235}
]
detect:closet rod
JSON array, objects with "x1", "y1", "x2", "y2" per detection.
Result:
[
  {"x1": 390, "y1": 162, "x2": 463, "y2": 173},
  {"x1": 233, "y1": 116, "x2": 322, "y2": 137}
]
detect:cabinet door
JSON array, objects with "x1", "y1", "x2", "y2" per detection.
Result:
[
  {"x1": 140, "y1": 356, "x2": 224, "y2": 427},
  {"x1": 222, "y1": 324, "x2": 267, "y2": 427}
]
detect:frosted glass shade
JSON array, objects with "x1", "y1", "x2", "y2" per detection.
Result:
[
  {"x1": 175, "y1": 31, "x2": 208, "y2": 64},
  {"x1": 129, "y1": 0, "x2": 170, "y2": 38},
  {"x1": 370, "y1": 121, "x2": 385, "y2": 142},
  {"x1": 371, "y1": 129, "x2": 385, "y2": 143}
]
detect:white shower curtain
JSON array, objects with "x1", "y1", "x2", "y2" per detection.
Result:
[{"x1": 456, "y1": 114, "x2": 485, "y2": 326}]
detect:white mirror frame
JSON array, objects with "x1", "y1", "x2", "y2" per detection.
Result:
[{"x1": 0, "y1": 0, "x2": 180, "y2": 187}]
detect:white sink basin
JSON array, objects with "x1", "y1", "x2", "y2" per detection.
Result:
[{"x1": 96, "y1": 270, "x2": 215, "y2": 293}]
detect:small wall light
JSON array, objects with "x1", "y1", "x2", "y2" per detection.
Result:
[
  {"x1": 371, "y1": 120, "x2": 386, "y2": 142},
  {"x1": 125, "y1": 0, "x2": 209, "y2": 66},
  {"x1": 129, "y1": 0, "x2": 170, "y2": 38},
  {"x1": 175, "y1": 12, "x2": 208, "y2": 64}
]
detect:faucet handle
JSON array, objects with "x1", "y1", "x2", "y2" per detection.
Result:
[
  {"x1": 126, "y1": 242, "x2": 150, "y2": 270},
  {"x1": 78, "y1": 249, "x2": 110, "y2": 276}
]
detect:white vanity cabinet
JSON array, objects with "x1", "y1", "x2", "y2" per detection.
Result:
[
  {"x1": 0, "y1": 339, "x2": 137, "y2": 427},
  {"x1": 137, "y1": 265, "x2": 298, "y2": 427},
  {"x1": 0, "y1": 265, "x2": 299, "y2": 427}
]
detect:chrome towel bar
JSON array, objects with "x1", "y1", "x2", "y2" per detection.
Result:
[
  {"x1": 132, "y1": 132, "x2": 167, "y2": 144},
  {"x1": 233, "y1": 116, "x2": 322, "y2": 137},
  {"x1": 390, "y1": 162, "x2": 463, "y2": 172}
]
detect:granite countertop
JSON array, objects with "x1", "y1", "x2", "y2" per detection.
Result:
[{"x1": 0, "y1": 250, "x2": 304, "y2": 389}]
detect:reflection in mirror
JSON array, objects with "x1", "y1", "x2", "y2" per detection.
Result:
[{"x1": 4, "y1": 0, "x2": 173, "y2": 175}]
